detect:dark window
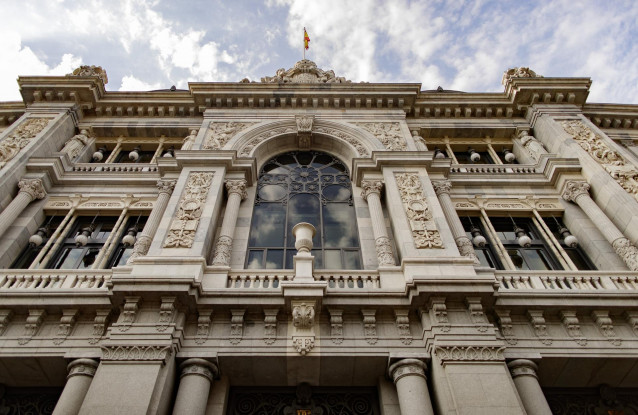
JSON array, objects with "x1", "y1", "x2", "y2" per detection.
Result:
[
  {"x1": 460, "y1": 217, "x2": 502, "y2": 269},
  {"x1": 113, "y1": 149, "x2": 155, "y2": 163},
  {"x1": 11, "y1": 216, "x2": 63, "y2": 269},
  {"x1": 453, "y1": 149, "x2": 495, "y2": 164},
  {"x1": 542, "y1": 217, "x2": 596, "y2": 270},
  {"x1": 247, "y1": 151, "x2": 361, "y2": 270}
]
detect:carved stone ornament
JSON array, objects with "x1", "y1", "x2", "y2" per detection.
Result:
[
  {"x1": 264, "y1": 309, "x2": 278, "y2": 345},
  {"x1": 101, "y1": 345, "x2": 172, "y2": 363},
  {"x1": 212, "y1": 235, "x2": 233, "y2": 266},
  {"x1": 89, "y1": 309, "x2": 111, "y2": 345},
  {"x1": 612, "y1": 237, "x2": 638, "y2": 272},
  {"x1": 53, "y1": 309, "x2": 78, "y2": 345},
  {"x1": 528, "y1": 310, "x2": 552, "y2": 345},
  {"x1": 502, "y1": 67, "x2": 542, "y2": 85},
  {"x1": 395, "y1": 310, "x2": 412, "y2": 345},
  {"x1": 356, "y1": 122, "x2": 407, "y2": 151},
  {"x1": 157, "y1": 178, "x2": 177, "y2": 195},
  {"x1": 466, "y1": 298, "x2": 490, "y2": 333},
  {"x1": 562, "y1": 120, "x2": 638, "y2": 202},
  {"x1": 0, "y1": 309, "x2": 13, "y2": 336},
  {"x1": 230, "y1": 309, "x2": 245, "y2": 345},
  {"x1": 118, "y1": 297, "x2": 140, "y2": 332},
  {"x1": 18, "y1": 178, "x2": 47, "y2": 200},
  {"x1": 260, "y1": 59, "x2": 351, "y2": 84},
  {"x1": 127, "y1": 235, "x2": 151, "y2": 264},
  {"x1": 225, "y1": 178, "x2": 248, "y2": 199},
  {"x1": 375, "y1": 236, "x2": 395, "y2": 266},
  {"x1": 61, "y1": 129, "x2": 91, "y2": 160},
  {"x1": 388, "y1": 359, "x2": 427, "y2": 383},
  {"x1": 67, "y1": 65, "x2": 109, "y2": 84},
  {"x1": 313, "y1": 126, "x2": 369, "y2": 156},
  {"x1": 157, "y1": 297, "x2": 176, "y2": 332},
  {"x1": 292, "y1": 336, "x2": 315, "y2": 355},
  {"x1": 432, "y1": 180, "x2": 452, "y2": 196},
  {"x1": 395, "y1": 173, "x2": 443, "y2": 249},
  {"x1": 362, "y1": 309, "x2": 377, "y2": 345},
  {"x1": 240, "y1": 126, "x2": 296, "y2": 156},
  {"x1": 181, "y1": 129, "x2": 198, "y2": 150},
  {"x1": 456, "y1": 237, "x2": 481, "y2": 265},
  {"x1": 560, "y1": 310, "x2": 587, "y2": 346},
  {"x1": 163, "y1": 172, "x2": 214, "y2": 248},
  {"x1": 518, "y1": 130, "x2": 547, "y2": 162},
  {"x1": 196, "y1": 308, "x2": 213, "y2": 345},
  {"x1": 67, "y1": 359, "x2": 99, "y2": 379},
  {"x1": 433, "y1": 346, "x2": 506, "y2": 364},
  {"x1": 203, "y1": 122, "x2": 252, "y2": 150},
  {"x1": 18, "y1": 309, "x2": 46, "y2": 345},
  {"x1": 561, "y1": 180, "x2": 590, "y2": 203},
  {"x1": 508, "y1": 359, "x2": 539, "y2": 380},
  {"x1": 495, "y1": 309, "x2": 518, "y2": 345},
  {"x1": 625, "y1": 311, "x2": 638, "y2": 337},
  {"x1": 429, "y1": 298, "x2": 451, "y2": 332},
  {"x1": 0, "y1": 118, "x2": 49, "y2": 167},
  {"x1": 296, "y1": 115, "x2": 314, "y2": 149},
  {"x1": 180, "y1": 359, "x2": 218, "y2": 381},
  {"x1": 360, "y1": 180, "x2": 383, "y2": 201},
  {"x1": 293, "y1": 303, "x2": 316, "y2": 329},
  {"x1": 592, "y1": 310, "x2": 622, "y2": 346},
  {"x1": 329, "y1": 309, "x2": 344, "y2": 344}
]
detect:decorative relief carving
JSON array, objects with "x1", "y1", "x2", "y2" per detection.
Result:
[
  {"x1": 466, "y1": 298, "x2": 490, "y2": 332},
  {"x1": 502, "y1": 67, "x2": 542, "y2": 84},
  {"x1": 101, "y1": 345, "x2": 172, "y2": 363},
  {"x1": 456, "y1": 237, "x2": 480, "y2": 265},
  {"x1": 612, "y1": 237, "x2": 638, "y2": 272},
  {"x1": 0, "y1": 118, "x2": 49, "y2": 167},
  {"x1": 356, "y1": 122, "x2": 407, "y2": 151},
  {"x1": 292, "y1": 337, "x2": 315, "y2": 355},
  {"x1": 625, "y1": 311, "x2": 638, "y2": 337},
  {"x1": 61, "y1": 129, "x2": 91, "y2": 160},
  {"x1": 264, "y1": 309, "x2": 278, "y2": 345},
  {"x1": 53, "y1": 309, "x2": 78, "y2": 345},
  {"x1": 118, "y1": 297, "x2": 140, "y2": 332},
  {"x1": 395, "y1": 173, "x2": 443, "y2": 249},
  {"x1": 528, "y1": 310, "x2": 552, "y2": 345},
  {"x1": 67, "y1": 65, "x2": 108, "y2": 84},
  {"x1": 394, "y1": 310, "x2": 412, "y2": 345},
  {"x1": 89, "y1": 309, "x2": 111, "y2": 344},
  {"x1": 375, "y1": 237, "x2": 395, "y2": 266},
  {"x1": 293, "y1": 303, "x2": 315, "y2": 329},
  {"x1": 0, "y1": 310, "x2": 13, "y2": 336},
  {"x1": 163, "y1": 172, "x2": 214, "y2": 248},
  {"x1": 560, "y1": 310, "x2": 587, "y2": 346},
  {"x1": 180, "y1": 359, "x2": 218, "y2": 381},
  {"x1": 328, "y1": 309, "x2": 344, "y2": 344},
  {"x1": 204, "y1": 122, "x2": 252, "y2": 150},
  {"x1": 432, "y1": 180, "x2": 452, "y2": 196},
  {"x1": 260, "y1": 59, "x2": 350, "y2": 83},
  {"x1": 230, "y1": 309, "x2": 245, "y2": 345},
  {"x1": 561, "y1": 180, "x2": 591, "y2": 203},
  {"x1": 19, "y1": 309, "x2": 46, "y2": 345},
  {"x1": 361, "y1": 309, "x2": 377, "y2": 345},
  {"x1": 592, "y1": 310, "x2": 621, "y2": 346},
  {"x1": 313, "y1": 127, "x2": 368, "y2": 156},
  {"x1": 434, "y1": 346, "x2": 505, "y2": 363},
  {"x1": 157, "y1": 178, "x2": 177, "y2": 195},
  {"x1": 239, "y1": 126, "x2": 296, "y2": 156},
  {"x1": 157, "y1": 297, "x2": 176, "y2": 332},
  {"x1": 296, "y1": 115, "x2": 314, "y2": 149},
  {"x1": 388, "y1": 359, "x2": 427, "y2": 383},
  {"x1": 360, "y1": 180, "x2": 383, "y2": 200},
  {"x1": 67, "y1": 359, "x2": 99, "y2": 378},
  {"x1": 18, "y1": 178, "x2": 46, "y2": 200},
  {"x1": 495, "y1": 309, "x2": 518, "y2": 345},
  {"x1": 518, "y1": 130, "x2": 547, "y2": 162},
  {"x1": 429, "y1": 298, "x2": 451, "y2": 332},
  {"x1": 181, "y1": 129, "x2": 198, "y2": 150},
  {"x1": 562, "y1": 120, "x2": 638, "y2": 202},
  {"x1": 212, "y1": 235, "x2": 233, "y2": 266},
  {"x1": 196, "y1": 308, "x2": 213, "y2": 345}
]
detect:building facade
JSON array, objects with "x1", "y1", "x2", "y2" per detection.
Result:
[{"x1": 0, "y1": 61, "x2": 637, "y2": 414}]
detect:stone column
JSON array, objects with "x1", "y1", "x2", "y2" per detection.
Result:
[
  {"x1": 432, "y1": 180, "x2": 480, "y2": 265},
  {"x1": 172, "y1": 359, "x2": 218, "y2": 415},
  {"x1": 0, "y1": 178, "x2": 46, "y2": 238},
  {"x1": 52, "y1": 358, "x2": 99, "y2": 415},
  {"x1": 212, "y1": 179, "x2": 247, "y2": 266},
  {"x1": 388, "y1": 359, "x2": 435, "y2": 415},
  {"x1": 127, "y1": 178, "x2": 176, "y2": 264},
  {"x1": 508, "y1": 359, "x2": 552, "y2": 415},
  {"x1": 562, "y1": 180, "x2": 638, "y2": 270},
  {"x1": 361, "y1": 180, "x2": 395, "y2": 266}
]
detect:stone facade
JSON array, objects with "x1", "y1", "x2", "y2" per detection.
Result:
[{"x1": 0, "y1": 62, "x2": 637, "y2": 414}]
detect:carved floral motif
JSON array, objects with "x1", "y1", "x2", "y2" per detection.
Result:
[
  {"x1": 157, "y1": 297, "x2": 176, "y2": 332},
  {"x1": 394, "y1": 310, "x2": 412, "y2": 345},
  {"x1": 292, "y1": 336, "x2": 315, "y2": 355},
  {"x1": 592, "y1": 310, "x2": 621, "y2": 346},
  {"x1": 118, "y1": 297, "x2": 140, "y2": 332},
  {"x1": 434, "y1": 346, "x2": 505, "y2": 363},
  {"x1": 395, "y1": 173, "x2": 443, "y2": 249},
  {"x1": 560, "y1": 311, "x2": 587, "y2": 346},
  {"x1": 18, "y1": 309, "x2": 46, "y2": 345},
  {"x1": 0, "y1": 310, "x2": 13, "y2": 336},
  {"x1": 293, "y1": 303, "x2": 315, "y2": 329},
  {"x1": 0, "y1": 118, "x2": 49, "y2": 167},
  {"x1": 204, "y1": 122, "x2": 252, "y2": 150},
  {"x1": 466, "y1": 298, "x2": 490, "y2": 332},
  {"x1": 230, "y1": 309, "x2": 245, "y2": 345},
  {"x1": 196, "y1": 308, "x2": 213, "y2": 345},
  {"x1": 495, "y1": 310, "x2": 518, "y2": 345},
  {"x1": 18, "y1": 178, "x2": 47, "y2": 200},
  {"x1": 89, "y1": 309, "x2": 111, "y2": 345},
  {"x1": 264, "y1": 309, "x2": 278, "y2": 345},
  {"x1": 212, "y1": 235, "x2": 233, "y2": 266},
  {"x1": 101, "y1": 345, "x2": 172, "y2": 362},
  {"x1": 356, "y1": 122, "x2": 407, "y2": 151},
  {"x1": 429, "y1": 298, "x2": 451, "y2": 332},
  {"x1": 53, "y1": 309, "x2": 78, "y2": 345},
  {"x1": 163, "y1": 172, "x2": 214, "y2": 248},
  {"x1": 375, "y1": 237, "x2": 395, "y2": 266}
]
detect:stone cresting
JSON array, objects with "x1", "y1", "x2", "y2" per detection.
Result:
[
  {"x1": 203, "y1": 122, "x2": 252, "y2": 150},
  {"x1": 395, "y1": 173, "x2": 443, "y2": 249},
  {"x1": 433, "y1": 346, "x2": 506, "y2": 363},
  {"x1": 356, "y1": 122, "x2": 407, "y2": 151},
  {"x1": 0, "y1": 118, "x2": 49, "y2": 168},
  {"x1": 60, "y1": 129, "x2": 91, "y2": 160},
  {"x1": 67, "y1": 65, "x2": 109, "y2": 84},
  {"x1": 561, "y1": 120, "x2": 638, "y2": 202},
  {"x1": 502, "y1": 67, "x2": 542, "y2": 85},
  {"x1": 163, "y1": 172, "x2": 215, "y2": 248},
  {"x1": 260, "y1": 59, "x2": 350, "y2": 83}
]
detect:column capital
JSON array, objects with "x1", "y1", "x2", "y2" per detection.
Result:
[
  {"x1": 180, "y1": 358, "x2": 218, "y2": 382},
  {"x1": 361, "y1": 179, "x2": 384, "y2": 201},
  {"x1": 225, "y1": 179, "x2": 247, "y2": 200},
  {"x1": 18, "y1": 178, "x2": 46, "y2": 200},
  {"x1": 67, "y1": 358, "x2": 99, "y2": 379},
  {"x1": 388, "y1": 358, "x2": 427, "y2": 383},
  {"x1": 507, "y1": 359, "x2": 539, "y2": 379},
  {"x1": 156, "y1": 178, "x2": 177, "y2": 195},
  {"x1": 561, "y1": 180, "x2": 590, "y2": 203},
  {"x1": 432, "y1": 180, "x2": 452, "y2": 196}
]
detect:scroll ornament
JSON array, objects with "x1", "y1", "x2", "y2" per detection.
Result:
[{"x1": 395, "y1": 173, "x2": 443, "y2": 248}]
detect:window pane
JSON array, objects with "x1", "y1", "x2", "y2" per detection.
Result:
[
  {"x1": 265, "y1": 250, "x2": 284, "y2": 269},
  {"x1": 311, "y1": 249, "x2": 323, "y2": 269},
  {"x1": 566, "y1": 249, "x2": 596, "y2": 270},
  {"x1": 115, "y1": 247, "x2": 133, "y2": 267},
  {"x1": 523, "y1": 249, "x2": 553, "y2": 270},
  {"x1": 322, "y1": 204, "x2": 358, "y2": 248},
  {"x1": 249, "y1": 203, "x2": 286, "y2": 247},
  {"x1": 77, "y1": 248, "x2": 99, "y2": 269},
  {"x1": 55, "y1": 248, "x2": 85, "y2": 269},
  {"x1": 246, "y1": 250, "x2": 263, "y2": 269},
  {"x1": 508, "y1": 249, "x2": 528, "y2": 270},
  {"x1": 343, "y1": 250, "x2": 361, "y2": 269},
  {"x1": 475, "y1": 250, "x2": 494, "y2": 268},
  {"x1": 285, "y1": 250, "x2": 295, "y2": 269},
  {"x1": 287, "y1": 194, "x2": 321, "y2": 247},
  {"x1": 324, "y1": 250, "x2": 342, "y2": 269}
]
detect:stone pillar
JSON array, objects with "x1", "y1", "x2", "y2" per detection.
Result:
[
  {"x1": 0, "y1": 178, "x2": 46, "y2": 238},
  {"x1": 562, "y1": 180, "x2": 638, "y2": 270},
  {"x1": 508, "y1": 359, "x2": 552, "y2": 415},
  {"x1": 432, "y1": 180, "x2": 480, "y2": 265},
  {"x1": 388, "y1": 359, "x2": 435, "y2": 415},
  {"x1": 361, "y1": 180, "x2": 395, "y2": 266},
  {"x1": 52, "y1": 359, "x2": 99, "y2": 415},
  {"x1": 212, "y1": 179, "x2": 247, "y2": 266},
  {"x1": 172, "y1": 359, "x2": 218, "y2": 415},
  {"x1": 127, "y1": 178, "x2": 176, "y2": 264}
]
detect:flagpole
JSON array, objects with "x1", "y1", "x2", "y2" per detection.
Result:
[{"x1": 303, "y1": 27, "x2": 306, "y2": 60}]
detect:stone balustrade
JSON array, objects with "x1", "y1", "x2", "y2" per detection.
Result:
[
  {"x1": 223, "y1": 271, "x2": 381, "y2": 290},
  {"x1": 315, "y1": 272, "x2": 380, "y2": 289},
  {"x1": 0, "y1": 270, "x2": 111, "y2": 290},
  {"x1": 450, "y1": 165, "x2": 536, "y2": 174},
  {"x1": 226, "y1": 272, "x2": 294, "y2": 289},
  {"x1": 496, "y1": 271, "x2": 638, "y2": 291},
  {"x1": 72, "y1": 163, "x2": 159, "y2": 173}
]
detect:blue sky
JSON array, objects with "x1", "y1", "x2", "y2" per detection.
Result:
[{"x1": 1, "y1": 0, "x2": 637, "y2": 104}]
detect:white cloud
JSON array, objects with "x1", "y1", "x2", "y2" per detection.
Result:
[{"x1": 119, "y1": 75, "x2": 161, "y2": 91}]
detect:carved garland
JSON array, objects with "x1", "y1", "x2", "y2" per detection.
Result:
[
  {"x1": 395, "y1": 173, "x2": 443, "y2": 249},
  {"x1": 0, "y1": 118, "x2": 50, "y2": 168},
  {"x1": 163, "y1": 172, "x2": 214, "y2": 248}
]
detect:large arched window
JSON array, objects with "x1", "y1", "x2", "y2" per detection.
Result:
[{"x1": 246, "y1": 151, "x2": 361, "y2": 270}]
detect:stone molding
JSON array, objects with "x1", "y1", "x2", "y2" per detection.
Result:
[
  {"x1": 163, "y1": 172, "x2": 214, "y2": 248},
  {"x1": 204, "y1": 122, "x2": 252, "y2": 150},
  {"x1": 18, "y1": 178, "x2": 47, "y2": 200},
  {"x1": 362, "y1": 309, "x2": 378, "y2": 345},
  {"x1": 240, "y1": 126, "x2": 296, "y2": 157},
  {"x1": 180, "y1": 358, "x2": 218, "y2": 381},
  {"x1": 101, "y1": 345, "x2": 172, "y2": 363},
  {"x1": 433, "y1": 346, "x2": 506, "y2": 363},
  {"x1": 360, "y1": 180, "x2": 383, "y2": 200},
  {"x1": 507, "y1": 359, "x2": 539, "y2": 379},
  {"x1": 67, "y1": 359, "x2": 99, "y2": 379},
  {"x1": 395, "y1": 173, "x2": 443, "y2": 249},
  {"x1": 388, "y1": 359, "x2": 427, "y2": 383},
  {"x1": 313, "y1": 126, "x2": 368, "y2": 156},
  {"x1": 356, "y1": 122, "x2": 407, "y2": 151},
  {"x1": 0, "y1": 118, "x2": 50, "y2": 168}
]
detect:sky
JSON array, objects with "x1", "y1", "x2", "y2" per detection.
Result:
[{"x1": 1, "y1": 0, "x2": 637, "y2": 104}]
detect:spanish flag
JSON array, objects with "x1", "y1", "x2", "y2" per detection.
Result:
[{"x1": 304, "y1": 28, "x2": 310, "y2": 50}]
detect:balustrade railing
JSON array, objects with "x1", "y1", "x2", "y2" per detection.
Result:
[
  {"x1": 0, "y1": 270, "x2": 111, "y2": 291},
  {"x1": 496, "y1": 271, "x2": 638, "y2": 291},
  {"x1": 224, "y1": 271, "x2": 381, "y2": 290},
  {"x1": 450, "y1": 165, "x2": 536, "y2": 174},
  {"x1": 72, "y1": 163, "x2": 159, "y2": 173}
]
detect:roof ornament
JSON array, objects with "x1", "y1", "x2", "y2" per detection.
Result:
[
  {"x1": 67, "y1": 65, "x2": 108, "y2": 85},
  {"x1": 260, "y1": 59, "x2": 350, "y2": 84},
  {"x1": 502, "y1": 67, "x2": 542, "y2": 85}
]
